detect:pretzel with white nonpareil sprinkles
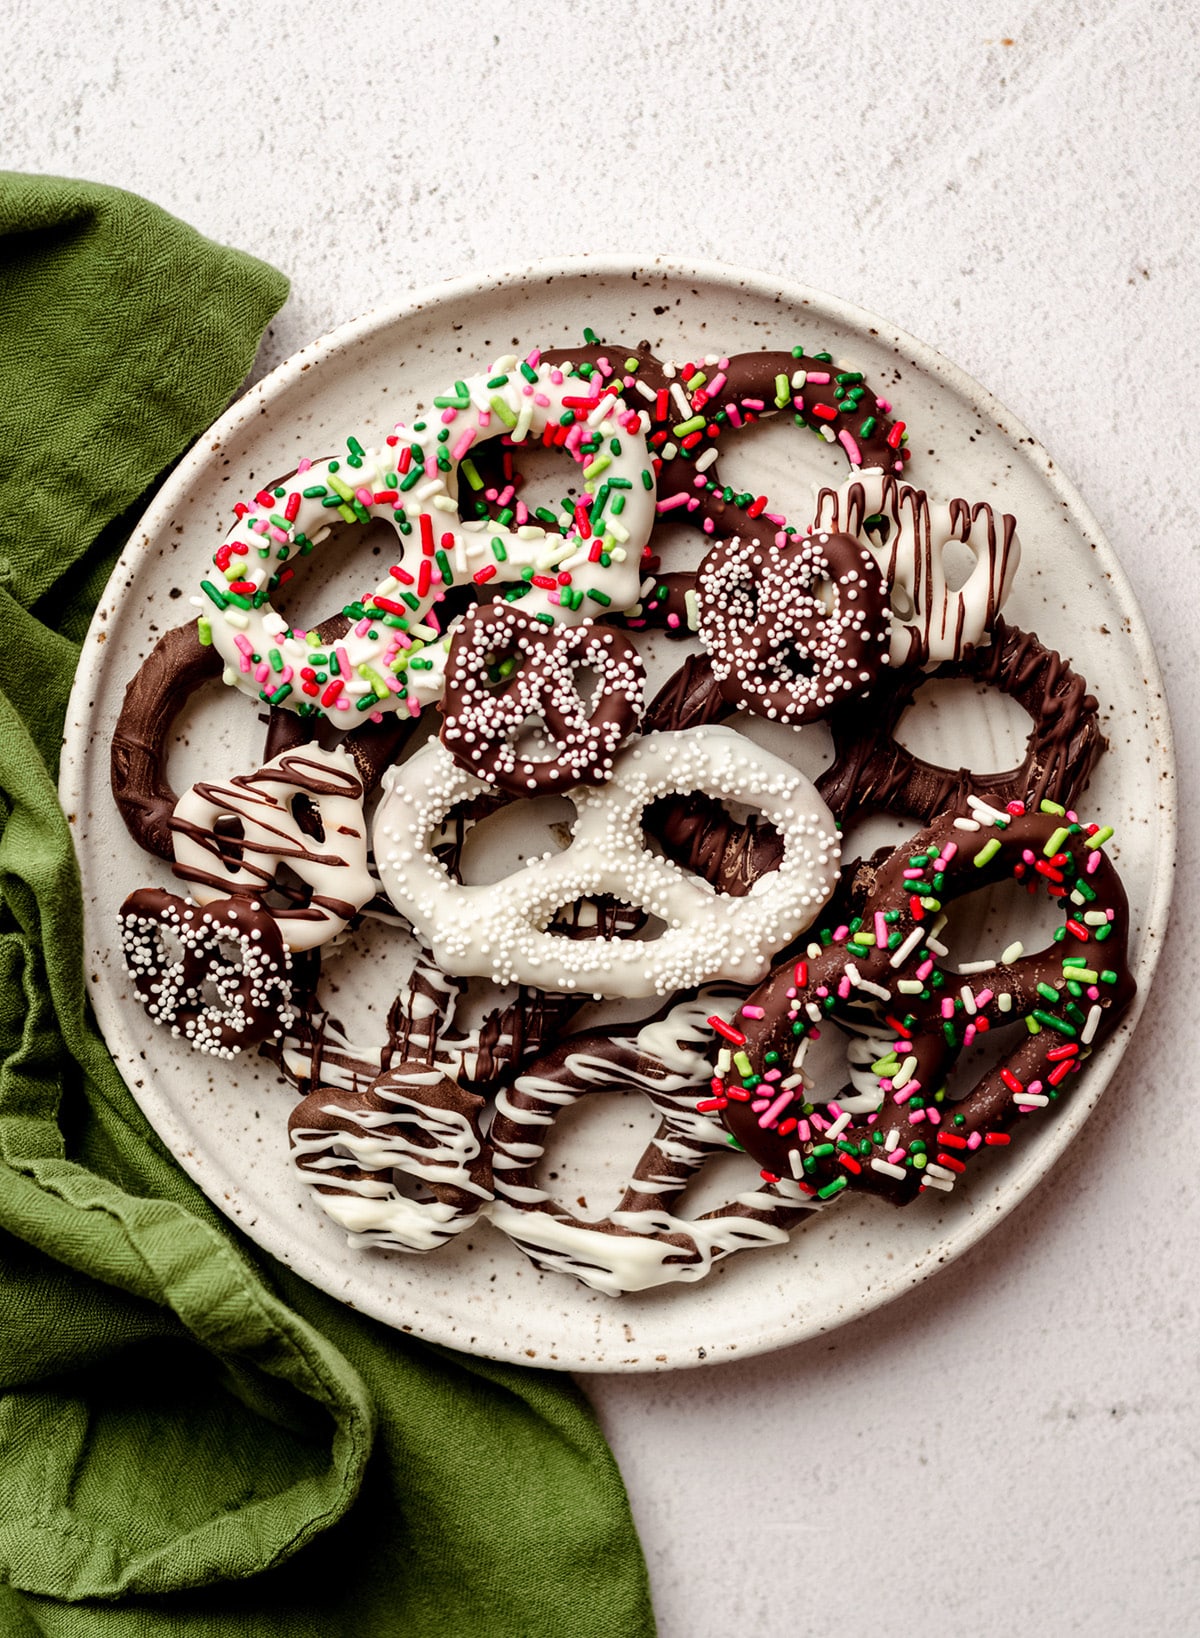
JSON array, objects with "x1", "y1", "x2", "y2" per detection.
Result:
[
  {"x1": 118, "y1": 887, "x2": 293, "y2": 1058},
  {"x1": 705, "y1": 798, "x2": 1135, "y2": 1202},
  {"x1": 695, "y1": 526, "x2": 891, "y2": 723},
  {"x1": 488, "y1": 995, "x2": 823, "y2": 1296},
  {"x1": 195, "y1": 353, "x2": 657, "y2": 731},
  {"x1": 288, "y1": 1061, "x2": 492, "y2": 1252},
  {"x1": 439, "y1": 602, "x2": 646, "y2": 793},
  {"x1": 170, "y1": 746, "x2": 375, "y2": 952},
  {"x1": 372, "y1": 724, "x2": 841, "y2": 1001}
]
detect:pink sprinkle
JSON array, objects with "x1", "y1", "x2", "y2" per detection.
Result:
[
  {"x1": 726, "y1": 404, "x2": 743, "y2": 428},
  {"x1": 797, "y1": 1121, "x2": 812, "y2": 1143},
  {"x1": 751, "y1": 1097, "x2": 770, "y2": 1114},
  {"x1": 742, "y1": 397, "x2": 765, "y2": 411},
  {"x1": 706, "y1": 371, "x2": 727, "y2": 397},
  {"x1": 887, "y1": 1148, "x2": 906, "y2": 1165},
  {"x1": 833, "y1": 925, "x2": 849, "y2": 942},
  {"x1": 804, "y1": 373, "x2": 830, "y2": 386},
  {"x1": 837, "y1": 976, "x2": 852, "y2": 999},
  {"x1": 763, "y1": 1068, "x2": 782, "y2": 1083},
  {"x1": 478, "y1": 409, "x2": 491, "y2": 428},
  {"x1": 355, "y1": 487, "x2": 373, "y2": 507},
  {"x1": 535, "y1": 392, "x2": 551, "y2": 408},
  {"x1": 877, "y1": 398, "x2": 892, "y2": 414},
  {"x1": 809, "y1": 1112, "x2": 827, "y2": 1133},
  {"x1": 253, "y1": 661, "x2": 270, "y2": 685},
  {"x1": 909, "y1": 1109, "x2": 926, "y2": 1124},
  {"x1": 440, "y1": 407, "x2": 457, "y2": 424},
  {"x1": 278, "y1": 666, "x2": 293, "y2": 686},
  {"x1": 407, "y1": 697, "x2": 421, "y2": 718},
  {"x1": 903, "y1": 868, "x2": 924, "y2": 880},
  {"x1": 967, "y1": 1133, "x2": 983, "y2": 1150},
  {"x1": 927, "y1": 1107, "x2": 941, "y2": 1126},
  {"x1": 424, "y1": 456, "x2": 438, "y2": 478},
  {"x1": 451, "y1": 428, "x2": 476, "y2": 461},
  {"x1": 656, "y1": 493, "x2": 690, "y2": 513},
  {"x1": 233, "y1": 633, "x2": 254, "y2": 656},
  {"x1": 666, "y1": 612, "x2": 680, "y2": 628},
  {"x1": 268, "y1": 525, "x2": 289, "y2": 545},
  {"x1": 963, "y1": 1025, "x2": 976, "y2": 1047},
  {"x1": 838, "y1": 430, "x2": 862, "y2": 465},
  {"x1": 551, "y1": 368, "x2": 564, "y2": 385},
  {"x1": 741, "y1": 1004, "x2": 765, "y2": 1019},
  {"x1": 759, "y1": 1088, "x2": 794, "y2": 1128},
  {"x1": 894, "y1": 1081, "x2": 921, "y2": 1105},
  {"x1": 514, "y1": 501, "x2": 528, "y2": 526},
  {"x1": 875, "y1": 912, "x2": 888, "y2": 945},
  {"x1": 941, "y1": 998, "x2": 955, "y2": 1019},
  {"x1": 297, "y1": 457, "x2": 312, "y2": 473},
  {"x1": 1086, "y1": 851, "x2": 1101, "y2": 874},
  {"x1": 336, "y1": 647, "x2": 352, "y2": 681},
  {"x1": 354, "y1": 618, "x2": 371, "y2": 638},
  {"x1": 974, "y1": 988, "x2": 994, "y2": 1009},
  {"x1": 525, "y1": 347, "x2": 541, "y2": 368},
  {"x1": 917, "y1": 959, "x2": 934, "y2": 980},
  {"x1": 941, "y1": 842, "x2": 958, "y2": 862}
]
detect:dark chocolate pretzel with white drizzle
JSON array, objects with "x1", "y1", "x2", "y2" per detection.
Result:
[{"x1": 487, "y1": 994, "x2": 824, "y2": 1295}]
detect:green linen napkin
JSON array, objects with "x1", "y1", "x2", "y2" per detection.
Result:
[{"x1": 0, "y1": 173, "x2": 654, "y2": 1638}]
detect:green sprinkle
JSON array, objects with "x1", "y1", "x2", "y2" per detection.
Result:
[
  {"x1": 1039, "y1": 799, "x2": 1067, "y2": 816},
  {"x1": 1037, "y1": 982, "x2": 1060, "y2": 1003},
  {"x1": 461, "y1": 458, "x2": 484, "y2": 490},
  {"x1": 266, "y1": 683, "x2": 292, "y2": 705},
  {"x1": 583, "y1": 454, "x2": 612, "y2": 481},
  {"x1": 585, "y1": 588, "x2": 612, "y2": 607},
  {"x1": 1086, "y1": 826, "x2": 1114, "y2": 850},
  {"x1": 196, "y1": 617, "x2": 212, "y2": 646},
  {"x1": 201, "y1": 579, "x2": 228, "y2": 610},
  {"x1": 640, "y1": 468, "x2": 653, "y2": 490},
  {"x1": 1033, "y1": 1010, "x2": 1076, "y2": 1037},
  {"x1": 1045, "y1": 826, "x2": 1070, "y2": 857},
  {"x1": 490, "y1": 537, "x2": 508, "y2": 562},
  {"x1": 817, "y1": 1176, "x2": 848, "y2": 1200},
  {"x1": 436, "y1": 549, "x2": 454, "y2": 585},
  {"x1": 489, "y1": 393, "x2": 518, "y2": 428},
  {"x1": 268, "y1": 647, "x2": 283, "y2": 673},
  {"x1": 673, "y1": 415, "x2": 705, "y2": 437},
  {"x1": 974, "y1": 838, "x2": 1001, "y2": 867}
]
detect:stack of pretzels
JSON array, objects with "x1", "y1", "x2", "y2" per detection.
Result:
[{"x1": 111, "y1": 332, "x2": 1132, "y2": 1296}]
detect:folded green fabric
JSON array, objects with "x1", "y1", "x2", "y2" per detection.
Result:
[{"x1": 0, "y1": 174, "x2": 654, "y2": 1638}]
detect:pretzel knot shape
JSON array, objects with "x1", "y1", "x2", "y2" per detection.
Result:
[
  {"x1": 198, "y1": 355, "x2": 656, "y2": 731},
  {"x1": 288, "y1": 1062, "x2": 492, "y2": 1251},
  {"x1": 118, "y1": 888, "x2": 292, "y2": 1058},
  {"x1": 812, "y1": 470, "x2": 1021, "y2": 667},
  {"x1": 696, "y1": 528, "x2": 891, "y2": 722},
  {"x1": 373, "y1": 725, "x2": 841, "y2": 1000},
  {"x1": 488, "y1": 996, "x2": 824, "y2": 1295},
  {"x1": 170, "y1": 747, "x2": 375, "y2": 952},
  {"x1": 706, "y1": 797, "x2": 1135, "y2": 1202},
  {"x1": 439, "y1": 603, "x2": 646, "y2": 793}
]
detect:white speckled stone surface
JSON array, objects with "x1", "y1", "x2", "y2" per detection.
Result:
[{"x1": 10, "y1": 2, "x2": 1200, "y2": 1632}]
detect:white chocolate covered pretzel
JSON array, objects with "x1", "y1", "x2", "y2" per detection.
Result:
[
  {"x1": 198, "y1": 355, "x2": 656, "y2": 730},
  {"x1": 812, "y1": 470, "x2": 1020, "y2": 666},
  {"x1": 171, "y1": 746, "x2": 374, "y2": 951},
  {"x1": 372, "y1": 726, "x2": 840, "y2": 1000}
]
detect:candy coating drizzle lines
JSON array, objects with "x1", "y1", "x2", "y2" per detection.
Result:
[
  {"x1": 288, "y1": 1062, "x2": 492, "y2": 1252},
  {"x1": 708, "y1": 798, "x2": 1135, "y2": 1201},
  {"x1": 813, "y1": 470, "x2": 1021, "y2": 667},
  {"x1": 373, "y1": 726, "x2": 841, "y2": 1000},
  {"x1": 488, "y1": 995, "x2": 822, "y2": 1296},
  {"x1": 171, "y1": 746, "x2": 375, "y2": 951},
  {"x1": 196, "y1": 355, "x2": 656, "y2": 730}
]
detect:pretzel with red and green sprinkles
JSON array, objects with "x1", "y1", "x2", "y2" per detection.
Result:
[
  {"x1": 467, "y1": 334, "x2": 909, "y2": 637},
  {"x1": 193, "y1": 351, "x2": 657, "y2": 732},
  {"x1": 703, "y1": 795, "x2": 1135, "y2": 1204}
]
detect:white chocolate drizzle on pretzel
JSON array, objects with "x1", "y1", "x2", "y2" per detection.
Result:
[
  {"x1": 488, "y1": 994, "x2": 823, "y2": 1295},
  {"x1": 812, "y1": 470, "x2": 1020, "y2": 666},
  {"x1": 170, "y1": 747, "x2": 375, "y2": 951},
  {"x1": 197, "y1": 355, "x2": 656, "y2": 730},
  {"x1": 288, "y1": 1063, "x2": 492, "y2": 1252},
  {"x1": 372, "y1": 726, "x2": 841, "y2": 1000}
]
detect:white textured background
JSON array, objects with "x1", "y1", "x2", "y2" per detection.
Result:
[{"x1": 6, "y1": 1, "x2": 1199, "y2": 1633}]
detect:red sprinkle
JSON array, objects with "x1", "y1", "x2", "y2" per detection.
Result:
[
  {"x1": 370, "y1": 595, "x2": 408, "y2": 616},
  {"x1": 936, "y1": 1154, "x2": 967, "y2": 1173},
  {"x1": 985, "y1": 1132, "x2": 1011, "y2": 1146},
  {"x1": 1000, "y1": 1068, "x2": 1024, "y2": 1094},
  {"x1": 887, "y1": 420, "x2": 907, "y2": 449},
  {"x1": 1066, "y1": 919, "x2": 1089, "y2": 940},
  {"x1": 284, "y1": 491, "x2": 301, "y2": 521},
  {"x1": 708, "y1": 1015, "x2": 747, "y2": 1046},
  {"x1": 321, "y1": 678, "x2": 343, "y2": 707},
  {"x1": 417, "y1": 559, "x2": 432, "y2": 598},
  {"x1": 472, "y1": 565, "x2": 497, "y2": 585},
  {"x1": 419, "y1": 514, "x2": 435, "y2": 555}
]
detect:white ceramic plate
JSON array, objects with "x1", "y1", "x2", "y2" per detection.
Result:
[{"x1": 60, "y1": 259, "x2": 1174, "y2": 1372}]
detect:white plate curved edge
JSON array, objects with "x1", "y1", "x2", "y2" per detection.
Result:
[{"x1": 58, "y1": 257, "x2": 1176, "y2": 1373}]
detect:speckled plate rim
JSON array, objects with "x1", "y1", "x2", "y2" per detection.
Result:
[{"x1": 60, "y1": 255, "x2": 1176, "y2": 1371}]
